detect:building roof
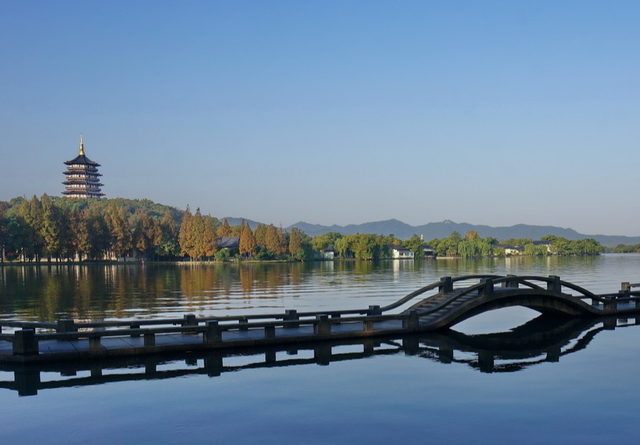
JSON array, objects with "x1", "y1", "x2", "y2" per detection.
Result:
[
  {"x1": 64, "y1": 135, "x2": 100, "y2": 166},
  {"x1": 217, "y1": 236, "x2": 240, "y2": 249},
  {"x1": 64, "y1": 154, "x2": 101, "y2": 166}
]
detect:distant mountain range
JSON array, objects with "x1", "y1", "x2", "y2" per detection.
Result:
[{"x1": 222, "y1": 217, "x2": 640, "y2": 247}]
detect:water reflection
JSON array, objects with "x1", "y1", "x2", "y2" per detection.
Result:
[
  {"x1": 3, "y1": 257, "x2": 627, "y2": 323},
  {"x1": 2, "y1": 314, "x2": 634, "y2": 397}
]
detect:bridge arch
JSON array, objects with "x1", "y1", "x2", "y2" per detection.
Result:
[
  {"x1": 437, "y1": 289, "x2": 599, "y2": 330},
  {"x1": 399, "y1": 275, "x2": 609, "y2": 331}
]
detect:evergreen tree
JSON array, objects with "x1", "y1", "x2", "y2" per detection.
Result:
[
  {"x1": 40, "y1": 195, "x2": 65, "y2": 261},
  {"x1": 70, "y1": 209, "x2": 91, "y2": 261},
  {"x1": 157, "y1": 210, "x2": 180, "y2": 259}
]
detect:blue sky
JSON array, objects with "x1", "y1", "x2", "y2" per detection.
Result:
[{"x1": 1, "y1": 1, "x2": 639, "y2": 236}]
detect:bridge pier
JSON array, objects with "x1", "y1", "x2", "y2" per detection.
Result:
[
  {"x1": 205, "y1": 354, "x2": 223, "y2": 377},
  {"x1": 478, "y1": 351, "x2": 494, "y2": 373},
  {"x1": 438, "y1": 348, "x2": 453, "y2": 364},
  {"x1": 14, "y1": 369, "x2": 40, "y2": 397},
  {"x1": 403, "y1": 310, "x2": 419, "y2": 331},
  {"x1": 403, "y1": 336, "x2": 419, "y2": 355},
  {"x1": 546, "y1": 346, "x2": 561, "y2": 362},
  {"x1": 314, "y1": 344, "x2": 332, "y2": 365}
]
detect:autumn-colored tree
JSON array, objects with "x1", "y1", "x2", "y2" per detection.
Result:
[
  {"x1": 277, "y1": 226, "x2": 288, "y2": 256},
  {"x1": 254, "y1": 223, "x2": 267, "y2": 246},
  {"x1": 190, "y1": 208, "x2": 207, "y2": 259},
  {"x1": 464, "y1": 230, "x2": 479, "y2": 241},
  {"x1": 106, "y1": 205, "x2": 133, "y2": 258},
  {"x1": 217, "y1": 218, "x2": 232, "y2": 238},
  {"x1": 239, "y1": 224, "x2": 257, "y2": 258},
  {"x1": 202, "y1": 215, "x2": 218, "y2": 258},
  {"x1": 288, "y1": 227, "x2": 303, "y2": 259},
  {"x1": 132, "y1": 209, "x2": 162, "y2": 259},
  {"x1": 179, "y1": 206, "x2": 194, "y2": 259},
  {"x1": 265, "y1": 224, "x2": 280, "y2": 254}
]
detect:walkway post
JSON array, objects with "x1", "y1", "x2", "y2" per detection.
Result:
[
  {"x1": 439, "y1": 277, "x2": 453, "y2": 293},
  {"x1": 548, "y1": 276, "x2": 561, "y2": 293},
  {"x1": 57, "y1": 319, "x2": 77, "y2": 334},
  {"x1": 621, "y1": 282, "x2": 631, "y2": 292},
  {"x1": 368, "y1": 305, "x2": 381, "y2": 316},
  {"x1": 204, "y1": 321, "x2": 221, "y2": 343},
  {"x1": 265, "y1": 325, "x2": 276, "y2": 339},
  {"x1": 284, "y1": 310, "x2": 299, "y2": 328},
  {"x1": 13, "y1": 329, "x2": 38, "y2": 356},
  {"x1": 604, "y1": 298, "x2": 617, "y2": 313},
  {"x1": 505, "y1": 274, "x2": 519, "y2": 288},
  {"x1": 480, "y1": 278, "x2": 494, "y2": 297},
  {"x1": 89, "y1": 336, "x2": 101, "y2": 351},
  {"x1": 363, "y1": 318, "x2": 374, "y2": 332},
  {"x1": 144, "y1": 332, "x2": 155, "y2": 347},
  {"x1": 315, "y1": 315, "x2": 331, "y2": 336}
]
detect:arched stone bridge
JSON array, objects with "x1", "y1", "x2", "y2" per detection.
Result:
[{"x1": 387, "y1": 275, "x2": 640, "y2": 330}]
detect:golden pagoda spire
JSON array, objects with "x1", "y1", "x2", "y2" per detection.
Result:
[{"x1": 79, "y1": 134, "x2": 85, "y2": 156}]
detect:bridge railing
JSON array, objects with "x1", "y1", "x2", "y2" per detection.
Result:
[
  {"x1": 409, "y1": 275, "x2": 640, "y2": 318},
  {"x1": 3, "y1": 308, "x2": 423, "y2": 357},
  {"x1": 379, "y1": 275, "x2": 504, "y2": 313}
]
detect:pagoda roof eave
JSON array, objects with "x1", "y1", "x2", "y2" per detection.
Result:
[{"x1": 64, "y1": 154, "x2": 100, "y2": 166}]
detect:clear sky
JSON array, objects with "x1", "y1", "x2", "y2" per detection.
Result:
[{"x1": 1, "y1": 1, "x2": 639, "y2": 236}]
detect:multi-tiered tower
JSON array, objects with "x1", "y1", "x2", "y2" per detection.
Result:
[{"x1": 62, "y1": 136, "x2": 105, "y2": 199}]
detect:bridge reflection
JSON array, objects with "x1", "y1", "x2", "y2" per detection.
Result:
[{"x1": 2, "y1": 314, "x2": 636, "y2": 396}]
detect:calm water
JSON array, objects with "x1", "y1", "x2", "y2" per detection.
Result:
[{"x1": 1, "y1": 255, "x2": 640, "y2": 444}]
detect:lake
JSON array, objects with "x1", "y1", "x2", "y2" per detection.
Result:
[{"x1": 1, "y1": 255, "x2": 639, "y2": 444}]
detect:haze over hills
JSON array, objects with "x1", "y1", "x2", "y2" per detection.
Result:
[{"x1": 222, "y1": 217, "x2": 640, "y2": 247}]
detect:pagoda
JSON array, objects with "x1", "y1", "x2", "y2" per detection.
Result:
[{"x1": 62, "y1": 135, "x2": 105, "y2": 199}]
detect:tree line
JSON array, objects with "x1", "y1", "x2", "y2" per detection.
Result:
[
  {"x1": 0, "y1": 196, "x2": 315, "y2": 262},
  {"x1": 0, "y1": 195, "x2": 605, "y2": 263},
  {"x1": 425, "y1": 231, "x2": 604, "y2": 258}
]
